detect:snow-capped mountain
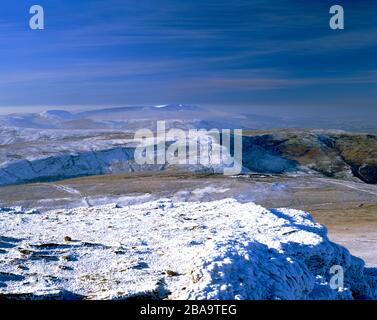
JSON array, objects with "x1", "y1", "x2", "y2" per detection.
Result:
[
  {"x1": 0, "y1": 105, "x2": 287, "y2": 131},
  {"x1": 39, "y1": 110, "x2": 76, "y2": 120},
  {"x1": 0, "y1": 105, "x2": 213, "y2": 130}
]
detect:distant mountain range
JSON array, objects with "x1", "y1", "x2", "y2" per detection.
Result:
[
  {"x1": 0, "y1": 104, "x2": 279, "y2": 131},
  {"x1": 1, "y1": 105, "x2": 376, "y2": 134}
]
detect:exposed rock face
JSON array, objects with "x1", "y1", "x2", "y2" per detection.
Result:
[
  {"x1": 356, "y1": 165, "x2": 377, "y2": 184},
  {"x1": 0, "y1": 199, "x2": 376, "y2": 300},
  {"x1": 241, "y1": 131, "x2": 377, "y2": 184},
  {"x1": 241, "y1": 135, "x2": 298, "y2": 174},
  {"x1": 334, "y1": 134, "x2": 377, "y2": 184}
]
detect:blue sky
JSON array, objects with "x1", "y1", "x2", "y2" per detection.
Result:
[{"x1": 0, "y1": 0, "x2": 376, "y2": 116}]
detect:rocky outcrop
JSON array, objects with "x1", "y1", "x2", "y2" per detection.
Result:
[
  {"x1": 334, "y1": 134, "x2": 377, "y2": 184},
  {"x1": 0, "y1": 199, "x2": 376, "y2": 300},
  {"x1": 241, "y1": 131, "x2": 377, "y2": 184}
]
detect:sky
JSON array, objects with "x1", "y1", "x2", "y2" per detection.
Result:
[{"x1": 0, "y1": 0, "x2": 376, "y2": 116}]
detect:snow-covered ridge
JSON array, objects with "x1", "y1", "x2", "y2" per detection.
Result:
[
  {"x1": 0, "y1": 144, "x2": 230, "y2": 186},
  {"x1": 0, "y1": 199, "x2": 376, "y2": 300},
  {"x1": 0, "y1": 105, "x2": 203, "y2": 129},
  {"x1": 0, "y1": 146, "x2": 160, "y2": 185},
  {"x1": 0, "y1": 128, "x2": 239, "y2": 185}
]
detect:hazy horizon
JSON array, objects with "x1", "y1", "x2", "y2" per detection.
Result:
[
  {"x1": 0, "y1": 0, "x2": 376, "y2": 120},
  {"x1": 1, "y1": 103, "x2": 376, "y2": 121}
]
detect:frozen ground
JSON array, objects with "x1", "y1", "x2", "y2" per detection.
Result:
[{"x1": 0, "y1": 199, "x2": 376, "y2": 300}]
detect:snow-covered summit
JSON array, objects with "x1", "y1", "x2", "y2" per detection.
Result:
[
  {"x1": 40, "y1": 110, "x2": 76, "y2": 120},
  {"x1": 0, "y1": 199, "x2": 376, "y2": 300},
  {"x1": 152, "y1": 104, "x2": 201, "y2": 111}
]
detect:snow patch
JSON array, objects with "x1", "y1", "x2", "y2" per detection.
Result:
[{"x1": 191, "y1": 186, "x2": 230, "y2": 197}]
